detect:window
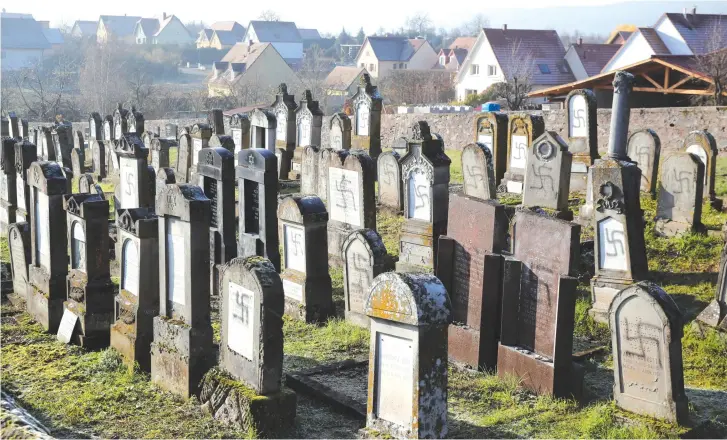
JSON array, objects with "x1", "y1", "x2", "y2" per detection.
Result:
[
  {"x1": 360, "y1": 62, "x2": 364, "y2": 68},
  {"x1": 487, "y1": 65, "x2": 497, "y2": 76},
  {"x1": 465, "y1": 89, "x2": 478, "y2": 97},
  {"x1": 403, "y1": 64, "x2": 407, "y2": 69},
  {"x1": 369, "y1": 63, "x2": 374, "y2": 71},
  {"x1": 393, "y1": 63, "x2": 397, "y2": 70},
  {"x1": 470, "y1": 64, "x2": 480, "y2": 75},
  {"x1": 538, "y1": 64, "x2": 551, "y2": 74},
  {"x1": 557, "y1": 62, "x2": 571, "y2": 74},
  {"x1": 439, "y1": 55, "x2": 446, "y2": 66}
]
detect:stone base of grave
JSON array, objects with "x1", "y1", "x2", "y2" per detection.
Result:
[
  {"x1": 590, "y1": 276, "x2": 635, "y2": 324},
  {"x1": 695, "y1": 299, "x2": 727, "y2": 330},
  {"x1": 281, "y1": 272, "x2": 333, "y2": 323},
  {"x1": 345, "y1": 309, "x2": 370, "y2": 328},
  {"x1": 500, "y1": 173, "x2": 524, "y2": 195},
  {"x1": 199, "y1": 369, "x2": 297, "y2": 438},
  {"x1": 449, "y1": 324, "x2": 496, "y2": 371},
  {"x1": 27, "y1": 268, "x2": 66, "y2": 332},
  {"x1": 654, "y1": 219, "x2": 705, "y2": 237},
  {"x1": 517, "y1": 205, "x2": 573, "y2": 221},
  {"x1": 111, "y1": 319, "x2": 152, "y2": 372},
  {"x1": 569, "y1": 172, "x2": 589, "y2": 193},
  {"x1": 497, "y1": 344, "x2": 584, "y2": 400},
  {"x1": 395, "y1": 261, "x2": 434, "y2": 274},
  {"x1": 150, "y1": 316, "x2": 214, "y2": 397},
  {"x1": 66, "y1": 273, "x2": 115, "y2": 348},
  {"x1": 575, "y1": 204, "x2": 594, "y2": 226},
  {"x1": 286, "y1": 359, "x2": 367, "y2": 419},
  {"x1": 375, "y1": 203, "x2": 403, "y2": 216},
  {"x1": 615, "y1": 380, "x2": 689, "y2": 425},
  {"x1": 7, "y1": 292, "x2": 27, "y2": 309}
]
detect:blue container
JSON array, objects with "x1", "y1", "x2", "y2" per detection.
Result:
[{"x1": 481, "y1": 102, "x2": 501, "y2": 112}]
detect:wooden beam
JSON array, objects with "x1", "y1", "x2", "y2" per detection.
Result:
[
  {"x1": 633, "y1": 86, "x2": 712, "y2": 95},
  {"x1": 663, "y1": 67, "x2": 670, "y2": 90},
  {"x1": 641, "y1": 73, "x2": 662, "y2": 89},
  {"x1": 668, "y1": 76, "x2": 694, "y2": 90}
]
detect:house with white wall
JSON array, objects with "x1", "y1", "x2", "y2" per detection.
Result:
[
  {"x1": 244, "y1": 21, "x2": 303, "y2": 68},
  {"x1": 97, "y1": 15, "x2": 142, "y2": 44},
  {"x1": 564, "y1": 41, "x2": 621, "y2": 81},
  {"x1": 355, "y1": 36, "x2": 438, "y2": 78},
  {"x1": 1, "y1": 13, "x2": 51, "y2": 70}
]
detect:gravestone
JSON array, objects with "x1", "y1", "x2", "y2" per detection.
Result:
[
  {"x1": 18, "y1": 119, "x2": 28, "y2": 140},
  {"x1": 197, "y1": 147, "x2": 237, "y2": 296},
  {"x1": 565, "y1": 89, "x2": 598, "y2": 192},
  {"x1": 318, "y1": 148, "x2": 349, "y2": 205},
  {"x1": 114, "y1": 133, "x2": 153, "y2": 211},
  {"x1": 141, "y1": 131, "x2": 155, "y2": 149},
  {"x1": 363, "y1": 272, "x2": 451, "y2": 439},
  {"x1": 351, "y1": 74, "x2": 383, "y2": 158},
  {"x1": 329, "y1": 113, "x2": 351, "y2": 151},
  {"x1": 627, "y1": 129, "x2": 661, "y2": 196},
  {"x1": 473, "y1": 112, "x2": 508, "y2": 186},
  {"x1": 91, "y1": 139, "x2": 107, "y2": 180},
  {"x1": 590, "y1": 72, "x2": 648, "y2": 324},
  {"x1": 164, "y1": 123, "x2": 178, "y2": 140},
  {"x1": 209, "y1": 134, "x2": 235, "y2": 155},
  {"x1": 14, "y1": 140, "x2": 37, "y2": 223},
  {"x1": 290, "y1": 90, "x2": 324, "y2": 180},
  {"x1": 156, "y1": 167, "x2": 176, "y2": 196},
  {"x1": 0, "y1": 138, "x2": 17, "y2": 234},
  {"x1": 38, "y1": 127, "x2": 54, "y2": 161},
  {"x1": 7, "y1": 222, "x2": 31, "y2": 308},
  {"x1": 151, "y1": 184, "x2": 214, "y2": 397},
  {"x1": 26, "y1": 161, "x2": 68, "y2": 332},
  {"x1": 71, "y1": 148, "x2": 85, "y2": 177},
  {"x1": 497, "y1": 209, "x2": 583, "y2": 398},
  {"x1": 73, "y1": 130, "x2": 85, "y2": 155},
  {"x1": 609, "y1": 282, "x2": 688, "y2": 424},
  {"x1": 683, "y1": 130, "x2": 721, "y2": 210},
  {"x1": 103, "y1": 116, "x2": 114, "y2": 141},
  {"x1": 176, "y1": 133, "x2": 193, "y2": 183},
  {"x1": 396, "y1": 122, "x2": 451, "y2": 273},
  {"x1": 501, "y1": 113, "x2": 545, "y2": 194},
  {"x1": 328, "y1": 151, "x2": 377, "y2": 266},
  {"x1": 343, "y1": 229, "x2": 387, "y2": 327},
  {"x1": 461, "y1": 142, "x2": 496, "y2": 200},
  {"x1": 237, "y1": 149, "x2": 281, "y2": 272},
  {"x1": 522, "y1": 131, "x2": 573, "y2": 219},
  {"x1": 272, "y1": 84, "x2": 297, "y2": 179},
  {"x1": 228, "y1": 113, "x2": 251, "y2": 156},
  {"x1": 249, "y1": 109, "x2": 277, "y2": 151},
  {"x1": 106, "y1": 139, "x2": 120, "y2": 179},
  {"x1": 278, "y1": 195, "x2": 332, "y2": 323},
  {"x1": 111, "y1": 208, "x2": 159, "y2": 371},
  {"x1": 376, "y1": 151, "x2": 403, "y2": 212},
  {"x1": 189, "y1": 123, "x2": 212, "y2": 183},
  {"x1": 696, "y1": 242, "x2": 727, "y2": 329},
  {"x1": 8, "y1": 114, "x2": 19, "y2": 138},
  {"x1": 392, "y1": 136, "x2": 409, "y2": 157},
  {"x1": 63, "y1": 193, "x2": 113, "y2": 348},
  {"x1": 208, "y1": 108, "x2": 224, "y2": 135},
  {"x1": 150, "y1": 137, "x2": 176, "y2": 171},
  {"x1": 78, "y1": 174, "x2": 95, "y2": 194},
  {"x1": 51, "y1": 124, "x2": 73, "y2": 168},
  {"x1": 113, "y1": 104, "x2": 129, "y2": 140},
  {"x1": 655, "y1": 153, "x2": 704, "y2": 236},
  {"x1": 300, "y1": 146, "x2": 321, "y2": 195},
  {"x1": 88, "y1": 113, "x2": 103, "y2": 141},
  {"x1": 126, "y1": 106, "x2": 144, "y2": 133}
]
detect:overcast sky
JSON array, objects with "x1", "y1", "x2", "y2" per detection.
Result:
[{"x1": 11, "y1": 0, "x2": 727, "y2": 34}]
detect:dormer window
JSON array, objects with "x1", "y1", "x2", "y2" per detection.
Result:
[
  {"x1": 538, "y1": 64, "x2": 551, "y2": 74},
  {"x1": 439, "y1": 55, "x2": 446, "y2": 66}
]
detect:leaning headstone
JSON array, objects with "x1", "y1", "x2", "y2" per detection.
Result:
[
  {"x1": 91, "y1": 139, "x2": 107, "y2": 180},
  {"x1": 71, "y1": 148, "x2": 85, "y2": 177},
  {"x1": 14, "y1": 140, "x2": 37, "y2": 223},
  {"x1": 328, "y1": 151, "x2": 376, "y2": 266},
  {"x1": 683, "y1": 130, "x2": 721, "y2": 210},
  {"x1": 26, "y1": 162, "x2": 68, "y2": 332},
  {"x1": 590, "y1": 72, "x2": 648, "y2": 324},
  {"x1": 461, "y1": 142, "x2": 496, "y2": 200},
  {"x1": 342, "y1": 229, "x2": 387, "y2": 327},
  {"x1": 7, "y1": 222, "x2": 31, "y2": 308},
  {"x1": 151, "y1": 184, "x2": 214, "y2": 397},
  {"x1": 208, "y1": 134, "x2": 235, "y2": 155},
  {"x1": 62, "y1": 193, "x2": 113, "y2": 347},
  {"x1": 300, "y1": 145, "x2": 321, "y2": 195},
  {"x1": 396, "y1": 122, "x2": 451, "y2": 273},
  {"x1": 228, "y1": 113, "x2": 250, "y2": 156},
  {"x1": 376, "y1": 151, "x2": 403, "y2": 212},
  {"x1": 208, "y1": 109, "x2": 224, "y2": 135},
  {"x1": 237, "y1": 149, "x2": 281, "y2": 272},
  {"x1": 126, "y1": 106, "x2": 144, "y2": 134},
  {"x1": 351, "y1": 74, "x2": 383, "y2": 158},
  {"x1": 655, "y1": 153, "x2": 704, "y2": 236},
  {"x1": 318, "y1": 148, "x2": 348, "y2": 205},
  {"x1": 114, "y1": 133, "x2": 153, "y2": 211},
  {"x1": 501, "y1": 113, "x2": 545, "y2": 194},
  {"x1": 150, "y1": 137, "x2": 176, "y2": 171},
  {"x1": 363, "y1": 272, "x2": 451, "y2": 439},
  {"x1": 250, "y1": 109, "x2": 277, "y2": 151},
  {"x1": 278, "y1": 195, "x2": 332, "y2": 322},
  {"x1": 329, "y1": 113, "x2": 351, "y2": 151},
  {"x1": 696, "y1": 242, "x2": 727, "y2": 329},
  {"x1": 113, "y1": 103, "x2": 129, "y2": 140},
  {"x1": 88, "y1": 112, "x2": 103, "y2": 141},
  {"x1": 189, "y1": 123, "x2": 212, "y2": 183},
  {"x1": 200, "y1": 256, "x2": 297, "y2": 437},
  {"x1": 498, "y1": 209, "x2": 583, "y2": 398},
  {"x1": 156, "y1": 167, "x2": 176, "y2": 196},
  {"x1": 609, "y1": 282, "x2": 688, "y2": 424},
  {"x1": 176, "y1": 133, "x2": 192, "y2": 183},
  {"x1": 0, "y1": 138, "x2": 17, "y2": 234},
  {"x1": 627, "y1": 129, "x2": 661, "y2": 196},
  {"x1": 473, "y1": 112, "x2": 508, "y2": 186},
  {"x1": 522, "y1": 131, "x2": 573, "y2": 219},
  {"x1": 272, "y1": 84, "x2": 297, "y2": 179},
  {"x1": 565, "y1": 89, "x2": 598, "y2": 192},
  {"x1": 111, "y1": 208, "x2": 159, "y2": 371}
]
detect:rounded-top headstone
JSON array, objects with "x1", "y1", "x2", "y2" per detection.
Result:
[
  {"x1": 365, "y1": 272, "x2": 451, "y2": 326},
  {"x1": 209, "y1": 134, "x2": 235, "y2": 153},
  {"x1": 461, "y1": 142, "x2": 495, "y2": 200},
  {"x1": 278, "y1": 195, "x2": 328, "y2": 224}
]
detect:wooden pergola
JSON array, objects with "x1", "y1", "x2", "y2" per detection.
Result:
[{"x1": 529, "y1": 55, "x2": 722, "y2": 99}]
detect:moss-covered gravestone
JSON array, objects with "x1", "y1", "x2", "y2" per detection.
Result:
[
  {"x1": 199, "y1": 257, "x2": 297, "y2": 437},
  {"x1": 473, "y1": 112, "x2": 507, "y2": 186},
  {"x1": 362, "y1": 272, "x2": 451, "y2": 439},
  {"x1": 683, "y1": 130, "x2": 721, "y2": 210}
]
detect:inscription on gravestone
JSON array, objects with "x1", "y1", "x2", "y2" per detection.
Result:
[
  {"x1": 227, "y1": 281, "x2": 254, "y2": 360},
  {"x1": 376, "y1": 333, "x2": 413, "y2": 426},
  {"x1": 407, "y1": 169, "x2": 430, "y2": 221},
  {"x1": 167, "y1": 218, "x2": 187, "y2": 307},
  {"x1": 329, "y1": 168, "x2": 360, "y2": 227}
]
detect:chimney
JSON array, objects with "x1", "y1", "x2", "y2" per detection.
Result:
[
  {"x1": 163, "y1": 12, "x2": 167, "y2": 20},
  {"x1": 578, "y1": 37, "x2": 583, "y2": 46},
  {"x1": 503, "y1": 24, "x2": 508, "y2": 32},
  {"x1": 248, "y1": 39, "x2": 252, "y2": 52}
]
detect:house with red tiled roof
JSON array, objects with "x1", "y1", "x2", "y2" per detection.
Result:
[
  {"x1": 455, "y1": 25, "x2": 574, "y2": 101},
  {"x1": 355, "y1": 36, "x2": 438, "y2": 78}
]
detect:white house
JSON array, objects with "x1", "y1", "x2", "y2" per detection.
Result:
[
  {"x1": 133, "y1": 18, "x2": 159, "y2": 44},
  {"x1": 97, "y1": 15, "x2": 142, "y2": 44},
  {"x1": 244, "y1": 21, "x2": 303, "y2": 67},
  {"x1": 71, "y1": 20, "x2": 97, "y2": 39},
  {"x1": 355, "y1": 36, "x2": 439, "y2": 78},
  {"x1": 1, "y1": 13, "x2": 51, "y2": 70},
  {"x1": 455, "y1": 26, "x2": 573, "y2": 101},
  {"x1": 134, "y1": 14, "x2": 193, "y2": 45}
]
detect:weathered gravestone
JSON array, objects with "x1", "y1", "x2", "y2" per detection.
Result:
[
  {"x1": 176, "y1": 133, "x2": 193, "y2": 183},
  {"x1": 328, "y1": 151, "x2": 377, "y2": 266},
  {"x1": 522, "y1": 131, "x2": 573, "y2": 219},
  {"x1": 88, "y1": 112, "x2": 102, "y2": 141},
  {"x1": 91, "y1": 139, "x2": 107, "y2": 180},
  {"x1": 228, "y1": 113, "x2": 250, "y2": 156},
  {"x1": 473, "y1": 112, "x2": 508, "y2": 186},
  {"x1": 141, "y1": 131, "x2": 155, "y2": 150},
  {"x1": 7, "y1": 114, "x2": 19, "y2": 139},
  {"x1": 78, "y1": 174, "x2": 95, "y2": 194},
  {"x1": 590, "y1": 72, "x2": 648, "y2": 324},
  {"x1": 565, "y1": 89, "x2": 598, "y2": 192},
  {"x1": 209, "y1": 134, "x2": 235, "y2": 155},
  {"x1": 63, "y1": 193, "x2": 113, "y2": 348},
  {"x1": 7, "y1": 222, "x2": 31, "y2": 308},
  {"x1": 501, "y1": 113, "x2": 545, "y2": 194},
  {"x1": 150, "y1": 137, "x2": 176, "y2": 171},
  {"x1": 51, "y1": 124, "x2": 73, "y2": 168},
  {"x1": 250, "y1": 109, "x2": 277, "y2": 151},
  {"x1": 106, "y1": 139, "x2": 120, "y2": 179},
  {"x1": 396, "y1": 122, "x2": 451, "y2": 273},
  {"x1": 351, "y1": 74, "x2": 383, "y2": 158},
  {"x1": 627, "y1": 129, "x2": 661, "y2": 196},
  {"x1": 329, "y1": 113, "x2": 351, "y2": 151},
  {"x1": 237, "y1": 149, "x2": 281, "y2": 271},
  {"x1": 189, "y1": 123, "x2": 213, "y2": 183},
  {"x1": 683, "y1": 130, "x2": 721, "y2": 210},
  {"x1": 290, "y1": 90, "x2": 324, "y2": 180},
  {"x1": 156, "y1": 167, "x2": 176, "y2": 196},
  {"x1": 461, "y1": 142, "x2": 496, "y2": 200},
  {"x1": 26, "y1": 162, "x2": 68, "y2": 332},
  {"x1": 199, "y1": 257, "x2": 297, "y2": 436},
  {"x1": 110, "y1": 208, "x2": 159, "y2": 371},
  {"x1": 318, "y1": 148, "x2": 349, "y2": 205},
  {"x1": 342, "y1": 229, "x2": 387, "y2": 327},
  {"x1": 151, "y1": 184, "x2": 214, "y2": 397},
  {"x1": 164, "y1": 123, "x2": 178, "y2": 140},
  {"x1": 38, "y1": 127, "x2": 54, "y2": 161},
  {"x1": 73, "y1": 130, "x2": 85, "y2": 156},
  {"x1": 497, "y1": 209, "x2": 583, "y2": 398},
  {"x1": 126, "y1": 106, "x2": 144, "y2": 134},
  {"x1": 14, "y1": 140, "x2": 37, "y2": 223},
  {"x1": 609, "y1": 282, "x2": 688, "y2": 424},
  {"x1": 208, "y1": 108, "x2": 224, "y2": 135},
  {"x1": 0, "y1": 138, "x2": 17, "y2": 234},
  {"x1": 278, "y1": 195, "x2": 332, "y2": 323},
  {"x1": 655, "y1": 153, "x2": 704, "y2": 236},
  {"x1": 114, "y1": 133, "x2": 153, "y2": 211},
  {"x1": 363, "y1": 272, "x2": 451, "y2": 439},
  {"x1": 392, "y1": 136, "x2": 409, "y2": 157},
  {"x1": 377, "y1": 151, "x2": 403, "y2": 212},
  {"x1": 437, "y1": 189, "x2": 508, "y2": 370},
  {"x1": 696, "y1": 241, "x2": 727, "y2": 329},
  {"x1": 71, "y1": 148, "x2": 85, "y2": 177},
  {"x1": 113, "y1": 104, "x2": 129, "y2": 140},
  {"x1": 103, "y1": 116, "x2": 114, "y2": 141},
  {"x1": 272, "y1": 84, "x2": 297, "y2": 179},
  {"x1": 197, "y1": 147, "x2": 237, "y2": 296},
  {"x1": 300, "y1": 145, "x2": 321, "y2": 195}
]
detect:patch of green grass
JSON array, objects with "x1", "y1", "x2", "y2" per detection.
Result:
[
  {"x1": 282, "y1": 317, "x2": 369, "y2": 370},
  {"x1": 574, "y1": 297, "x2": 610, "y2": 344},
  {"x1": 169, "y1": 147, "x2": 179, "y2": 169},
  {"x1": 376, "y1": 210, "x2": 404, "y2": 257},
  {"x1": 0, "y1": 236, "x2": 9, "y2": 263},
  {"x1": 682, "y1": 324, "x2": 727, "y2": 389},
  {"x1": 714, "y1": 156, "x2": 727, "y2": 198},
  {"x1": 447, "y1": 149, "x2": 463, "y2": 185}
]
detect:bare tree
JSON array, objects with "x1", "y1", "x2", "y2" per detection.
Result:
[
  {"x1": 378, "y1": 70, "x2": 454, "y2": 105},
  {"x1": 406, "y1": 13, "x2": 433, "y2": 37},
  {"x1": 493, "y1": 39, "x2": 536, "y2": 110},
  {"x1": 461, "y1": 14, "x2": 489, "y2": 37},
  {"x1": 126, "y1": 62, "x2": 155, "y2": 110},
  {"x1": 298, "y1": 45, "x2": 332, "y2": 108},
  {"x1": 695, "y1": 24, "x2": 727, "y2": 106},
  {"x1": 258, "y1": 10, "x2": 281, "y2": 21}
]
